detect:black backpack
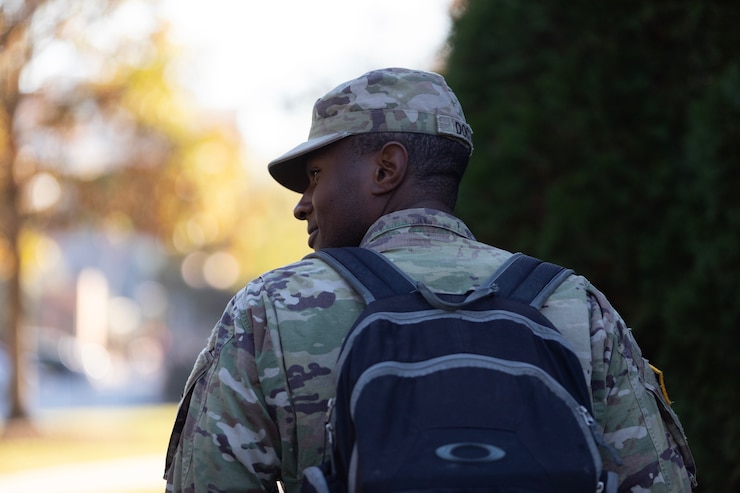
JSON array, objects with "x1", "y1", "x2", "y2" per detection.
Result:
[{"x1": 301, "y1": 247, "x2": 618, "y2": 493}]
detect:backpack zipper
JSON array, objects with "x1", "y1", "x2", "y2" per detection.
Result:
[{"x1": 338, "y1": 309, "x2": 578, "y2": 375}]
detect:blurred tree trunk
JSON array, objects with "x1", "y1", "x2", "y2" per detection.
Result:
[
  {"x1": 1, "y1": 0, "x2": 38, "y2": 427},
  {"x1": 0, "y1": 166, "x2": 28, "y2": 425}
]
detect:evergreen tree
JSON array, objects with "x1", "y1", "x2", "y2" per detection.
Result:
[{"x1": 445, "y1": 1, "x2": 740, "y2": 490}]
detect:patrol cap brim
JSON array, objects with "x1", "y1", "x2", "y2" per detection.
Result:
[{"x1": 268, "y1": 131, "x2": 352, "y2": 193}]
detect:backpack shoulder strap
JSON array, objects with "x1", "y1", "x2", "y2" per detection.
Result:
[
  {"x1": 486, "y1": 253, "x2": 573, "y2": 309},
  {"x1": 309, "y1": 249, "x2": 572, "y2": 309},
  {"x1": 307, "y1": 247, "x2": 416, "y2": 303}
]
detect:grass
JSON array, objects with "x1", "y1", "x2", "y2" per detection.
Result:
[{"x1": 0, "y1": 404, "x2": 178, "y2": 493}]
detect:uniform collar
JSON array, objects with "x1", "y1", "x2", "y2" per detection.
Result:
[{"x1": 360, "y1": 208, "x2": 476, "y2": 247}]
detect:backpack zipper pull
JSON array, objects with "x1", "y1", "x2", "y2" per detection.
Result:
[{"x1": 325, "y1": 397, "x2": 337, "y2": 475}]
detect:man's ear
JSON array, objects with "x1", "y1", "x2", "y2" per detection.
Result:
[{"x1": 372, "y1": 141, "x2": 408, "y2": 195}]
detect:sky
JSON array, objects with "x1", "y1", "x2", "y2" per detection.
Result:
[{"x1": 160, "y1": 0, "x2": 456, "y2": 174}]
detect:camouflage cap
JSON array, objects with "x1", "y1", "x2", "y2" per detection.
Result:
[{"x1": 267, "y1": 67, "x2": 474, "y2": 193}]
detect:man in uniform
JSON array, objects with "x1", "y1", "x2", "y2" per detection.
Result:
[{"x1": 165, "y1": 67, "x2": 697, "y2": 492}]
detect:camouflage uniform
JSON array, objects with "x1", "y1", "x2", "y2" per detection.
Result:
[
  {"x1": 164, "y1": 209, "x2": 696, "y2": 493},
  {"x1": 164, "y1": 68, "x2": 696, "y2": 492}
]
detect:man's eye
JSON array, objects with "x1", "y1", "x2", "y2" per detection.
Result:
[{"x1": 310, "y1": 169, "x2": 320, "y2": 182}]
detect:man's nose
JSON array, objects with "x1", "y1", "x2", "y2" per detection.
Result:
[{"x1": 293, "y1": 193, "x2": 312, "y2": 220}]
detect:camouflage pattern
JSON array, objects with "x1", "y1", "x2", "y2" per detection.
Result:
[
  {"x1": 164, "y1": 208, "x2": 697, "y2": 493},
  {"x1": 268, "y1": 68, "x2": 473, "y2": 193}
]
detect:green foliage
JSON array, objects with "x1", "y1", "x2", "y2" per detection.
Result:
[{"x1": 445, "y1": 1, "x2": 740, "y2": 490}]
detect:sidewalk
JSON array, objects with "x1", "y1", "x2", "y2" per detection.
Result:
[{"x1": 0, "y1": 453, "x2": 164, "y2": 493}]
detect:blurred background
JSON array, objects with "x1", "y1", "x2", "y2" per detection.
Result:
[{"x1": 1, "y1": 0, "x2": 737, "y2": 491}]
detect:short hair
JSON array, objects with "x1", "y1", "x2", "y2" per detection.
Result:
[{"x1": 347, "y1": 133, "x2": 470, "y2": 209}]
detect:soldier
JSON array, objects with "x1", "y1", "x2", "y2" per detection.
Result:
[{"x1": 164, "y1": 67, "x2": 697, "y2": 492}]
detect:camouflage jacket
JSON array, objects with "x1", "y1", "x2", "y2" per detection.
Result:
[{"x1": 164, "y1": 208, "x2": 697, "y2": 493}]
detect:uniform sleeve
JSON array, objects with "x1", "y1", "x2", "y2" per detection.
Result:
[
  {"x1": 587, "y1": 287, "x2": 697, "y2": 492},
  {"x1": 165, "y1": 279, "x2": 287, "y2": 493}
]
